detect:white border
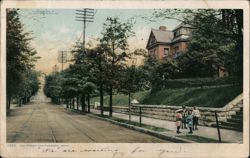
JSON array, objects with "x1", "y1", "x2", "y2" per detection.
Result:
[{"x1": 1, "y1": 1, "x2": 249, "y2": 158}]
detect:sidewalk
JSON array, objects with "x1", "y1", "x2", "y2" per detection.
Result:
[{"x1": 90, "y1": 109, "x2": 243, "y2": 143}]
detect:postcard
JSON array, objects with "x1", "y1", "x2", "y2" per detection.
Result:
[{"x1": 0, "y1": 0, "x2": 249, "y2": 157}]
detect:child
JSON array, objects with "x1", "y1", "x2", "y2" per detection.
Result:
[
  {"x1": 175, "y1": 109, "x2": 183, "y2": 134},
  {"x1": 181, "y1": 106, "x2": 187, "y2": 129},
  {"x1": 186, "y1": 110, "x2": 193, "y2": 134},
  {"x1": 192, "y1": 106, "x2": 200, "y2": 130}
]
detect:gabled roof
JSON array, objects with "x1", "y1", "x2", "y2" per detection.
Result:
[
  {"x1": 146, "y1": 29, "x2": 173, "y2": 49},
  {"x1": 151, "y1": 29, "x2": 173, "y2": 43}
]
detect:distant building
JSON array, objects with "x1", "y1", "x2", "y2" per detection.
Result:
[{"x1": 146, "y1": 24, "x2": 191, "y2": 60}]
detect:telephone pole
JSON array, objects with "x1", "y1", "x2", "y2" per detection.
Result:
[
  {"x1": 75, "y1": 8, "x2": 95, "y2": 51},
  {"x1": 58, "y1": 50, "x2": 67, "y2": 72}
]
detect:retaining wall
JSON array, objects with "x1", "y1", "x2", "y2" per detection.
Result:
[{"x1": 111, "y1": 94, "x2": 243, "y2": 127}]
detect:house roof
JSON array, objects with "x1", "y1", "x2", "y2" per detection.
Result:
[
  {"x1": 172, "y1": 23, "x2": 192, "y2": 31},
  {"x1": 151, "y1": 29, "x2": 173, "y2": 43},
  {"x1": 146, "y1": 24, "x2": 192, "y2": 49}
]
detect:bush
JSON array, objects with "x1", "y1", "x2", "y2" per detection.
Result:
[{"x1": 164, "y1": 76, "x2": 241, "y2": 89}]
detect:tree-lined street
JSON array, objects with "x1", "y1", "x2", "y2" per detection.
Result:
[
  {"x1": 7, "y1": 89, "x2": 169, "y2": 143},
  {"x1": 6, "y1": 8, "x2": 243, "y2": 144}
]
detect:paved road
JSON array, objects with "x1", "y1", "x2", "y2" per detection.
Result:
[{"x1": 7, "y1": 91, "x2": 169, "y2": 143}]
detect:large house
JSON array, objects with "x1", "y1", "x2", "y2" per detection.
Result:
[
  {"x1": 146, "y1": 24, "x2": 191, "y2": 60},
  {"x1": 146, "y1": 24, "x2": 228, "y2": 77}
]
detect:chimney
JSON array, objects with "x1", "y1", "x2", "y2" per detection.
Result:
[{"x1": 159, "y1": 26, "x2": 167, "y2": 31}]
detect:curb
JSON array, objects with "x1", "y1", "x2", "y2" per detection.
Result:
[{"x1": 88, "y1": 114, "x2": 192, "y2": 143}]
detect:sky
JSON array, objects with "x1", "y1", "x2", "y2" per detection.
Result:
[{"x1": 18, "y1": 9, "x2": 179, "y2": 74}]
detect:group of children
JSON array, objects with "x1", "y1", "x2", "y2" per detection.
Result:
[{"x1": 175, "y1": 106, "x2": 201, "y2": 134}]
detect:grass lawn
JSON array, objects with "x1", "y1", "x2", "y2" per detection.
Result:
[
  {"x1": 92, "y1": 114, "x2": 168, "y2": 132},
  {"x1": 91, "y1": 85, "x2": 242, "y2": 108}
]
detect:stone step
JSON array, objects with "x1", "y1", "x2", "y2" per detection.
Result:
[
  {"x1": 220, "y1": 121, "x2": 243, "y2": 129},
  {"x1": 217, "y1": 124, "x2": 243, "y2": 132},
  {"x1": 227, "y1": 118, "x2": 243, "y2": 124},
  {"x1": 232, "y1": 107, "x2": 243, "y2": 111},
  {"x1": 236, "y1": 111, "x2": 243, "y2": 115},
  {"x1": 231, "y1": 114, "x2": 243, "y2": 119}
]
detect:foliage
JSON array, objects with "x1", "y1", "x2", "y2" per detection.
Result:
[
  {"x1": 152, "y1": 9, "x2": 243, "y2": 79},
  {"x1": 44, "y1": 72, "x2": 63, "y2": 103},
  {"x1": 6, "y1": 9, "x2": 40, "y2": 111},
  {"x1": 99, "y1": 17, "x2": 135, "y2": 116},
  {"x1": 142, "y1": 55, "x2": 162, "y2": 92},
  {"x1": 164, "y1": 76, "x2": 241, "y2": 89},
  {"x1": 118, "y1": 49, "x2": 148, "y2": 95},
  {"x1": 17, "y1": 70, "x2": 41, "y2": 100}
]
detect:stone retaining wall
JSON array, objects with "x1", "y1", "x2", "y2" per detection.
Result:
[{"x1": 112, "y1": 94, "x2": 243, "y2": 127}]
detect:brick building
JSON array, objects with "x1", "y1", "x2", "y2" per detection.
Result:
[
  {"x1": 146, "y1": 24, "x2": 228, "y2": 77},
  {"x1": 146, "y1": 24, "x2": 191, "y2": 60}
]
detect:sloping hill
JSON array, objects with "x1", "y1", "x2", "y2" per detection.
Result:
[{"x1": 91, "y1": 85, "x2": 242, "y2": 108}]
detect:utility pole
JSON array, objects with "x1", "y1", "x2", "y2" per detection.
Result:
[
  {"x1": 58, "y1": 50, "x2": 67, "y2": 72},
  {"x1": 75, "y1": 8, "x2": 95, "y2": 51},
  {"x1": 52, "y1": 64, "x2": 59, "y2": 73}
]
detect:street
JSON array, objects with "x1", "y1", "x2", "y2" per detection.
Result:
[{"x1": 7, "y1": 90, "x2": 169, "y2": 143}]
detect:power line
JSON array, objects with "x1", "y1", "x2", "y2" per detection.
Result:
[
  {"x1": 58, "y1": 50, "x2": 68, "y2": 72},
  {"x1": 75, "y1": 8, "x2": 95, "y2": 51}
]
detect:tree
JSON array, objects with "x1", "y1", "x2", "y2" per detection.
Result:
[
  {"x1": 100, "y1": 17, "x2": 134, "y2": 117},
  {"x1": 44, "y1": 72, "x2": 63, "y2": 104},
  {"x1": 7, "y1": 9, "x2": 39, "y2": 113},
  {"x1": 142, "y1": 55, "x2": 162, "y2": 92},
  {"x1": 18, "y1": 70, "x2": 41, "y2": 105},
  {"x1": 152, "y1": 9, "x2": 243, "y2": 79},
  {"x1": 87, "y1": 44, "x2": 109, "y2": 116}
]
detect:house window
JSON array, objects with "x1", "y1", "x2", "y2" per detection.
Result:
[
  {"x1": 164, "y1": 48, "x2": 169, "y2": 57},
  {"x1": 174, "y1": 52, "x2": 180, "y2": 58},
  {"x1": 174, "y1": 30, "x2": 180, "y2": 37},
  {"x1": 174, "y1": 46, "x2": 180, "y2": 58}
]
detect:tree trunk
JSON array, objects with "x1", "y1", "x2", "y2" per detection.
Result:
[
  {"x1": 87, "y1": 93, "x2": 90, "y2": 113},
  {"x1": 100, "y1": 83, "x2": 104, "y2": 116},
  {"x1": 70, "y1": 98, "x2": 73, "y2": 109},
  {"x1": 81, "y1": 94, "x2": 86, "y2": 112},
  {"x1": 7, "y1": 96, "x2": 11, "y2": 114},
  {"x1": 18, "y1": 98, "x2": 22, "y2": 107},
  {"x1": 77, "y1": 95, "x2": 79, "y2": 110},
  {"x1": 109, "y1": 85, "x2": 113, "y2": 117},
  {"x1": 23, "y1": 97, "x2": 26, "y2": 104},
  {"x1": 66, "y1": 99, "x2": 69, "y2": 108}
]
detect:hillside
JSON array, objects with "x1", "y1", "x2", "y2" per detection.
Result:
[{"x1": 90, "y1": 85, "x2": 242, "y2": 108}]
